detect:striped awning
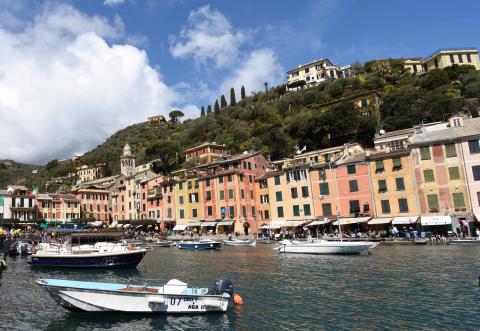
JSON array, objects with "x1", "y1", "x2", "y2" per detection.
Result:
[
  {"x1": 307, "y1": 219, "x2": 331, "y2": 226},
  {"x1": 200, "y1": 222, "x2": 217, "y2": 227},
  {"x1": 332, "y1": 217, "x2": 370, "y2": 226},
  {"x1": 173, "y1": 224, "x2": 187, "y2": 231},
  {"x1": 368, "y1": 218, "x2": 393, "y2": 225},
  {"x1": 392, "y1": 216, "x2": 419, "y2": 225},
  {"x1": 187, "y1": 221, "x2": 202, "y2": 227},
  {"x1": 217, "y1": 221, "x2": 234, "y2": 226}
]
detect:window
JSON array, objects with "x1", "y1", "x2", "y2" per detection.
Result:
[
  {"x1": 375, "y1": 160, "x2": 384, "y2": 172},
  {"x1": 187, "y1": 181, "x2": 192, "y2": 189},
  {"x1": 206, "y1": 191, "x2": 211, "y2": 201},
  {"x1": 189, "y1": 193, "x2": 198, "y2": 203},
  {"x1": 192, "y1": 209, "x2": 197, "y2": 218},
  {"x1": 378, "y1": 180, "x2": 387, "y2": 193},
  {"x1": 303, "y1": 204, "x2": 311, "y2": 216},
  {"x1": 260, "y1": 179, "x2": 268, "y2": 188},
  {"x1": 229, "y1": 206, "x2": 235, "y2": 218},
  {"x1": 361, "y1": 98, "x2": 369, "y2": 107},
  {"x1": 179, "y1": 209, "x2": 185, "y2": 219},
  {"x1": 450, "y1": 54, "x2": 455, "y2": 64},
  {"x1": 260, "y1": 194, "x2": 269, "y2": 203},
  {"x1": 468, "y1": 140, "x2": 480, "y2": 154},
  {"x1": 178, "y1": 182, "x2": 183, "y2": 190},
  {"x1": 347, "y1": 165, "x2": 356, "y2": 174},
  {"x1": 434, "y1": 58, "x2": 439, "y2": 68},
  {"x1": 275, "y1": 191, "x2": 283, "y2": 202},
  {"x1": 445, "y1": 143, "x2": 457, "y2": 157},
  {"x1": 291, "y1": 187, "x2": 298, "y2": 199},
  {"x1": 349, "y1": 200, "x2": 360, "y2": 214},
  {"x1": 301, "y1": 186, "x2": 309, "y2": 198},
  {"x1": 299, "y1": 170, "x2": 306, "y2": 180},
  {"x1": 420, "y1": 147, "x2": 431, "y2": 160},
  {"x1": 220, "y1": 190, "x2": 225, "y2": 200},
  {"x1": 467, "y1": 53, "x2": 472, "y2": 63},
  {"x1": 392, "y1": 157, "x2": 402, "y2": 170},
  {"x1": 277, "y1": 207, "x2": 284, "y2": 218},
  {"x1": 381, "y1": 200, "x2": 391, "y2": 214},
  {"x1": 242, "y1": 206, "x2": 247, "y2": 217},
  {"x1": 398, "y1": 199, "x2": 409, "y2": 213},
  {"x1": 477, "y1": 192, "x2": 480, "y2": 206},
  {"x1": 252, "y1": 206, "x2": 255, "y2": 217},
  {"x1": 472, "y1": 166, "x2": 480, "y2": 181},
  {"x1": 293, "y1": 205, "x2": 300, "y2": 217},
  {"x1": 179, "y1": 196, "x2": 184, "y2": 204},
  {"x1": 228, "y1": 189, "x2": 234, "y2": 199},
  {"x1": 206, "y1": 178, "x2": 210, "y2": 187},
  {"x1": 274, "y1": 176, "x2": 280, "y2": 185},
  {"x1": 423, "y1": 169, "x2": 435, "y2": 182},
  {"x1": 453, "y1": 193, "x2": 465, "y2": 208},
  {"x1": 219, "y1": 176, "x2": 224, "y2": 184},
  {"x1": 240, "y1": 189, "x2": 245, "y2": 199},
  {"x1": 320, "y1": 183, "x2": 329, "y2": 195},
  {"x1": 458, "y1": 54, "x2": 463, "y2": 63},
  {"x1": 319, "y1": 169, "x2": 327, "y2": 180},
  {"x1": 322, "y1": 203, "x2": 332, "y2": 216},
  {"x1": 228, "y1": 175, "x2": 233, "y2": 182},
  {"x1": 239, "y1": 174, "x2": 244, "y2": 182},
  {"x1": 249, "y1": 175, "x2": 253, "y2": 183},
  {"x1": 427, "y1": 194, "x2": 439, "y2": 210},
  {"x1": 448, "y1": 167, "x2": 460, "y2": 180},
  {"x1": 265, "y1": 210, "x2": 269, "y2": 219},
  {"x1": 194, "y1": 180, "x2": 199, "y2": 188},
  {"x1": 395, "y1": 178, "x2": 405, "y2": 191},
  {"x1": 349, "y1": 180, "x2": 359, "y2": 192}
]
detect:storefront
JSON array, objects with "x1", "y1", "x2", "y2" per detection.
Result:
[
  {"x1": 216, "y1": 220, "x2": 234, "y2": 234},
  {"x1": 420, "y1": 216, "x2": 452, "y2": 236}
]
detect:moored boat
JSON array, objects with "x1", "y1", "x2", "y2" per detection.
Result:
[
  {"x1": 223, "y1": 239, "x2": 256, "y2": 247},
  {"x1": 147, "y1": 240, "x2": 173, "y2": 248},
  {"x1": 177, "y1": 240, "x2": 221, "y2": 250},
  {"x1": 28, "y1": 242, "x2": 147, "y2": 268},
  {"x1": 449, "y1": 239, "x2": 480, "y2": 245},
  {"x1": 36, "y1": 277, "x2": 234, "y2": 313},
  {"x1": 275, "y1": 239, "x2": 379, "y2": 254}
]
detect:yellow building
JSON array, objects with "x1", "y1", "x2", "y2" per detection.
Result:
[
  {"x1": 173, "y1": 169, "x2": 203, "y2": 227},
  {"x1": 405, "y1": 48, "x2": 480, "y2": 74},
  {"x1": 76, "y1": 164, "x2": 105, "y2": 183}
]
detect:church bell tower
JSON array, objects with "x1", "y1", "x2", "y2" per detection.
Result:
[{"x1": 121, "y1": 143, "x2": 135, "y2": 177}]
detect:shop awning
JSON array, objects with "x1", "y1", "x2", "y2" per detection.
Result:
[
  {"x1": 173, "y1": 224, "x2": 188, "y2": 231},
  {"x1": 332, "y1": 217, "x2": 370, "y2": 226},
  {"x1": 187, "y1": 221, "x2": 202, "y2": 227},
  {"x1": 217, "y1": 221, "x2": 234, "y2": 226},
  {"x1": 201, "y1": 222, "x2": 217, "y2": 227},
  {"x1": 368, "y1": 217, "x2": 393, "y2": 225},
  {"x1": 259, "y1": 224, "x2": 270, "y2": 229},
  {"x1": 307, "y1": 219, "x2": 331, "y2": 226},
  {"x1": 283, "y1": 220, "x2": 307, "y2": 227},
  {"x1": 268, "y1": 221, "x2": 285, "y2": 229},
  {"x1": 420, "y1": 216, "x2": 452, "y2": 226},
  {"x1": 392, "y1": 216, "x2": 419, "y2": 225}
]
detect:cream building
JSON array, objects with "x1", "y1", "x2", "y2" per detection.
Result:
[
  {"x1": 405, "y1": 48, "x2": 480, "y2": 74},
  {"x1": 76, "y1": 164, "x2": 106, "y2": 183}
]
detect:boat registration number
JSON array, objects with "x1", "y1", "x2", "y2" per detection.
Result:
[{"x1": 169, "y1": 297, "x2": 205, "y2": 310}]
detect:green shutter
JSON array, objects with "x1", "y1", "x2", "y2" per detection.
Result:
[
  {"x1": 445, "y1": 143, "x2": 457, "y2": 158},
  {"x1": 293, "y1": 205, "x2": 300, "y2": 216},
  {"x1": 378, "y1": 180, "x2": 387, "y2": 191},
  {"x1": 0, "y1": 195, "x2": 3, "y2": 207},
  {"x1": 392, "y1": 157, "x2": 402, "y2": 168},
  {"x1": 448, "y1": 167, "x2": 460, "y2": 180},
  {"x1": 375, "y1": 160, "x2": 384, "y2": 171},
  {"x1": 320, "y1": 183, "x2": 329, "y2": 195},
  {"x1": 304, "y1": 204, "x2": 311, "y2": 216},
  {"x1": 274, "y1": 176, "x2": 280, "y2": 185},
  {"x1": 423, "y1": 170, "x2": 435, "y2": 182},
  {"x1": 420, "y1": 147, "x2": 431, "y2": 160},
  {"x1": 427, "y1": 194, "x2": 439, "y2": 209},
  {"x1": 452, "y1": 193, "x2": 465, "y2": 208},
  {"x1": 275, "y1": 191, "x2": 283, "y2": 202},
  {"x1": 277, "y1": 207, "x2": 284, "y2": 217}
]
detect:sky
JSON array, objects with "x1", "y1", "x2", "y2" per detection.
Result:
[{"x1": 0, "y1": 0, "x2": 478, "y2": 165}]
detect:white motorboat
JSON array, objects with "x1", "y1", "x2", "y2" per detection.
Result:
[
  {"x1": 36, "y1": 277, "x2": 234, "y2": 313},
  {"x1": 274, "y1": 239, "x2": 379, "y2": 254},
  {"x1": 223, "y1": 239, "x2": 256, "y2": 247}
]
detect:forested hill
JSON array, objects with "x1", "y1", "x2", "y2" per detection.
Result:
[{"x1": 5, "y1": 60, "x2": 480, "y2": 189}]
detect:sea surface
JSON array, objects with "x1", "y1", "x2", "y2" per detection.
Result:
[{"x1": 1, "y1": 243, "x2": 479, "y2": 331}]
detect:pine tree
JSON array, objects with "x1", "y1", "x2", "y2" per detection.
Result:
[
  {"x1": 207, "y1": 105, "x2": 212, "y2": 114},
  {"x1": 220, "y1": 95, "x2": 227, "y2": 108},
  {"x1": 241, "y1": 85, "x2": 246, "y2": 100},
  {"x1": 200, "y1": 106, "x2": 205, "y2": 117},
  {"x1": 214, "y1": 99, "x2": 220, "y2": 115},
  {"x1": 230, "y1": 87, "x2": 236, "y2": 106}
]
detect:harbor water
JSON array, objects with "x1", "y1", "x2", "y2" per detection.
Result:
[{"x1": 1, "y1": 244, "x2": 479, "y2": 330}]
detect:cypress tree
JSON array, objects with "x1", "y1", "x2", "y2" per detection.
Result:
[
  {"x1": 207, "y1": 105, "x2": 212, "y2": 114},
  {"x1": 200, "y1": 106, "x2": 205, "y2": 117},
  {"x1": 230, "y1": 87, "x2": 236, "y2": 106},
  {"x1": 241, "y1": 85, "x2": 246, "y2": 100},
  {"x1": 220, "y1": 95, "x2": 227, "y2": 108},
  {"x1": 214, "y1": 99, "x2": 220, "y2": 115}
]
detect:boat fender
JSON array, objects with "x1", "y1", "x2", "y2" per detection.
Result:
[{"x1": 233, "y1": 293, "x2": 243, "y2": 305}]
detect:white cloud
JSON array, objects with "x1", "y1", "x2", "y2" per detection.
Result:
[
  {"x1": 104, "y1": 0, "x2": 125, "y2": 7},
  {"x1": 0, "y1": 4, "x2": 178, "y2": 164},
  {"x1": 220, "y1": 49, "x2": 284, "y2": 97},
  {"x1": 169, "y1": 5, "x2": 246, "y2": 68}
]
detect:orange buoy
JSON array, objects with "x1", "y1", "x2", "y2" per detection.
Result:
[{"x1": 233, "y1": 293, "x2": 243, "y2": 305}]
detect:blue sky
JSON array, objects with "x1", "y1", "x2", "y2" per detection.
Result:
[{"x1": 0, "y1": 0, "x2": 478, "y2": 164}]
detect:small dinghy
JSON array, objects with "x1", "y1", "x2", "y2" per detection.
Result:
[
  {"x1": 8, "y1": 241, "x2": 33, "y2": 257},
  {"x1": 36, "y1": 277, "x2": 234, "y2": 313},
  {"x1": 177, "y1": 240, "x2": 221, "y2": 250},
  {"x1": 223, "y1": 239, "x2": 256, "y2": 247}
]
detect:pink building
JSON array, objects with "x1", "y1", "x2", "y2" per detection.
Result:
[
  {"x1": 143, "y1": 175, "x2": 175, "y2": 230},
  {"x1": 333, "y1": 153, "x2": 373, "y2": 218}
]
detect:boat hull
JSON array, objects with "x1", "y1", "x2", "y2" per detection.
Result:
[
  {"x1": 28, "y1": 250, "x2": 146, "y2": 268},
  {"x1": 177, "y1": 242, "x2": 221, "y2": 250},
  {"x1": 37, "y1": 279, "x2": 229, "y2": 313},
  {"x1": 223, "y1": 240, "x2": 256, "y2": 247},
  {"x1": 449, "y1": 239, "x2": 480, "y2": 245},
  {"x1": 277, "y1": 240, "x2": 377, "y2": 254}
]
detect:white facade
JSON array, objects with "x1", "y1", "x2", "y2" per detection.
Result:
[{"x1": 0, "y1": 191, "x2": 12, "y2": 219}]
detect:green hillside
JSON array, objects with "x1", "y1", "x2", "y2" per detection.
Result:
[{"x1": 6, "y1": 60, "x2": 480, "y2": 188}]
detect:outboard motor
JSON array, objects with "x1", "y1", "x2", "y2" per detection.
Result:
[{"x1": 213, "y1": 278, "x2": 233, "y2": 296}]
